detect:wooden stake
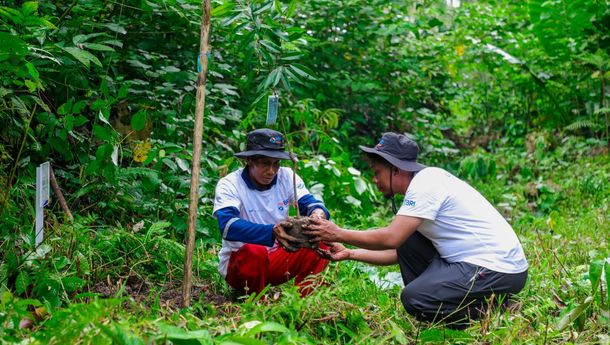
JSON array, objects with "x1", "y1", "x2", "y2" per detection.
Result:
[
  {"x1": 50, "y1": 167, "x2": 73, "y2": 221},
  {"x1": 182, "y1": 0, "x2": 211, "y2": 308}
]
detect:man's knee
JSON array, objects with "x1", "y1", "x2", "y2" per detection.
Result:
[
  {"x1": 298, "y1": 248, "x2": 329, "y2": 274},
  {"x1": 226, "y1": 245, "x2": 270, "y2": 293},
  {"x1": 232, "y1": 245, "x2": 269, "y2": 277},
  {"x1": 401, "y1": 283, "x2": 483, "y2": 324},
  {"x1": 401, "y1": 284, "x2": 426, "y2": 316},
  {"x1": 401, "y1": 283, "x2": 447, "y2": 322}
]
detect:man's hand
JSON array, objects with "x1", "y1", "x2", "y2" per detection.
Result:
[
  {"x1": 273, "y1": 222, "x2": 300, "y2": 252},
  {"x1": 303, "y1": 218, "x2": 341, "y2": 243},
  {"x1": 316, "y1": 242, "x2": 351, "y2": 261}
]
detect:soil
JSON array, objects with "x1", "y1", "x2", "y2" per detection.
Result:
[
  {"x1": 283, "y1": 216, "x2": 318, "y2": 250},
  {"x1": 91, "y1": 273, "x2": 232, "y2": 310}
]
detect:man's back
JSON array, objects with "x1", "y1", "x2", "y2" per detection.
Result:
[{"x1": 398, "y1": 167, "x2": 528, "y2": 274}]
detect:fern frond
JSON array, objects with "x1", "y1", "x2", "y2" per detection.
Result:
[
  {"x1": 594, "y1": 107, "x2": 610, "y2": 115},
  {"x1": 565, "y1": 120, "x2": 596, "y2": 131}
]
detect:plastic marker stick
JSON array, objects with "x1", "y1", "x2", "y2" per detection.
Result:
[
  {"x1": 266, "y1": 95, "x2": 279, "y2": 126},
  {"x1": 35, "y1": 162, "x2": 50, "y2": 246}
]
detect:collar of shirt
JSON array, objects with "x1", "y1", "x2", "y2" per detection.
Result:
[{"x1": 241, "y1": 166, "x2": 279, "y2": 191}]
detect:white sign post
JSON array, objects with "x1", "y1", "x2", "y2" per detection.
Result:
[{"x1": 35, "y1": 162, "x2": 50, "y2": 246}]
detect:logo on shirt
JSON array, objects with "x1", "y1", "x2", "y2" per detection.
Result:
[
  {"x1": 403, "y1": 199, "x2": 416, "y2": 207},
  {"x1": 277, "y1": 198, "x2": 289, "y2": 211}
]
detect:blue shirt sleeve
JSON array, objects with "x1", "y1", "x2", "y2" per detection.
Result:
[
  {"x1": 214, "y1": 206, "x2": 275, "y2": 246},
  {"x1": 298, "y1": 194, "x2": 330, "y2": 219}
]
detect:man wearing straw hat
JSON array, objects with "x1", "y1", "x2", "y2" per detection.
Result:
[
  {"x1": 213, "y1": 128, "x2": 330, "y2": 296},
  {"x1": 305, "y1": 132, "x2": 528, "y2": 326}
]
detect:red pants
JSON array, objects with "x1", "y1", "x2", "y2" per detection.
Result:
[{"x1": 225, "y1": 243, "x2": 329, "y2": 296}]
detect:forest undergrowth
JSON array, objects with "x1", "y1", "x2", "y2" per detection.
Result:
[
  {"x1": 1, "y1": 140, "x2": 608, "y2": 345},
  {"x1": 1, "y1": 1, "x2": 610, "y2": 343}
]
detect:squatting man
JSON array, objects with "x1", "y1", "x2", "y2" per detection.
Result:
[
  {"x1": 212, "y1": 128, "x2": 330, "y2": 296},
  {"x1": 305, "y1": 132, "x2": 528, "y2": 326}
]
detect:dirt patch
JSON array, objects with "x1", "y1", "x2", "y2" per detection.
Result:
[
  {"x1": 92, "y1": 273, "x2": 149, "y2": 301},
  {"x1": 158, "y1": 283, "x2": 232, "y2": 309},
  {"x1": 91, "y1": 274, "x2": 231, "y2": 310},
  {"x1": 590, "y1": 145, "x2": 609, "y2": 157}
]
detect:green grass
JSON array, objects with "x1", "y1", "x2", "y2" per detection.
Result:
[{"x1": 1, "y1": 147, "x2": 608, "y2": 344}]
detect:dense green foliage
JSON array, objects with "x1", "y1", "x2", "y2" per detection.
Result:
[{"x1": 0, "y1": 0, "x2": 608, "y2": 343}]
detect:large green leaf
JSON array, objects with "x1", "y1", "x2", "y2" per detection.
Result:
[
  {"x1": 73, "y1": 33, "x2": 105, "y2": 44},
  {"x1": 589, "y1": 259, "x2": 604, "y2": 295},
  {"x1": 556, "y1": 296, "x2": 594, "y2": 331},
  {"x1": 244, "y1": 321, "x2": 289, "y2": 336},
  {"x1": 104, "y1": 23, "x2": 126, "y2": 34},
  {"x1": 130, "y1": 110, "x2": 147, "y2": 131},
  {"x1": 211, "y1": 2, "x2": 235, "y2": 17},
  {"x1": 21, "y1": 1, "x2": 38, "y2": 16},
  {"x1": 155, "y1": 323, "x2": 212, "y2": 343},
  {"x1": 60, "y1": 46, "x2": 102, "y2": 68},
  {"x1": 15, "y1": 271, "x2": 30, "y2": 294},
  {"x1": 0, "y1": 32, "x2": 28, "y2": 61},
  {"x1": 83, "y1": 43, "x2": 115, "y2": 52},
  {"x1": 289, "y1": 63, "x2": 317, "y2": 81},
  {"x1": 93, "y1": 124, "x2": 113, "y2": 141}
]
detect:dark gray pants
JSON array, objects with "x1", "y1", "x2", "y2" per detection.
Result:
[{"x1": 397, "y1": 231, "x2": 527, "y2": 325}]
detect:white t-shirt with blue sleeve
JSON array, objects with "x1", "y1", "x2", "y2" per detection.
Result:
[
  {"x1": 212, "y1": 167, "x2": 313, "y2": 277},
  {"x1": 397, "y1": 167, "x2": 528, "y2": 274}
]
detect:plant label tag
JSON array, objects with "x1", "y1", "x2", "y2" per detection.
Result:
[
  {"x1": 266, "y1": 95, "x2": 279, "y2": 125},
  {"x1": 38, "y1": 162, "x2": 50, "y2": 207},
  {"x1": 35, "y1": 162, "x2": 50, "y2": 246}
]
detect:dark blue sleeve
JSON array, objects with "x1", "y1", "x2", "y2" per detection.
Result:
[
  {"x1": 214, "y1": 206, "x2": 275, "y2": 246},
  {"x1": 298, "y1": 194, "x2": 330, "y2": 220}
]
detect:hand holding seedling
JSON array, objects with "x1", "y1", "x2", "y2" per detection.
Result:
[
  {"x1": 273, "y1": 222, "x2": 300, "y2": 252},
  {"x1": 303, "y1": 218, "x2": 341, "y2": 243},
  {"x1": 280, "y1": 217, "x2": 321, "y2": 250}
]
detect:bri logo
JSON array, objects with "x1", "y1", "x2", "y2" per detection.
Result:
[
  {"x1": 277, "y1": 198, "x2": 289, "y2": 211},
  {"x1": 269, "y1": 136, "x2": 283, "y2": 145},
  {"x1": 375, "y1": 139, "x2": 385, "y2": 150},
  {"x1": 403, "y1": 199, "x2": 416, "y2": 207}
]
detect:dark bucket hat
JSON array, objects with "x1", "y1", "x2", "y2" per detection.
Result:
[
  {"x1": 235, "y1": 128, "x2": 293, "y2": 160},
  {"x1": 360, "y1": 133, "x2": 426, "y2": 172}
]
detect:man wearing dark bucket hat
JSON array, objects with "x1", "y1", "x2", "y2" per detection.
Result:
[
  {"x1": 212, "y1": 128, "x2": 330, "y2": 296},
  {"x1": 305, "y1": 132, "x2": 528, "y2": 327}
]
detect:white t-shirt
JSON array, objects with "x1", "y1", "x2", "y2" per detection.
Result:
[
  {"x1": 212, "y1": 167, "x2": 310, "y2": 277},
  {"x1": 397, "y1": 167, "x2": 528, "y2": 274}
]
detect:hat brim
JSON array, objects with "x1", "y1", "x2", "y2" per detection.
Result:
[
  {"x1": 235, "y1": 150, "x2": 294, "y2": 160},
  {"x1": 360, "y1": 146, "x2": 426, "y2": 172}
]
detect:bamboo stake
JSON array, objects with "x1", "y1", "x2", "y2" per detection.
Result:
[
  {"x1": 50, "y1": 167, "x2": 74, "y2": 221},
  {"x1": 182, "y1": 0, "x2": 211, "y2": 308}
]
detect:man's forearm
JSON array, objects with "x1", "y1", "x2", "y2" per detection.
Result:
[
  {"x1": 337, "y1": 216, "x2": 422, "y2": 250},
  {"x1": 338, "y1": 228, "x2": 399, "y2": 250},
  {"x1": 349, "y1": 249, "x2": 397, "y2": 265}
]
